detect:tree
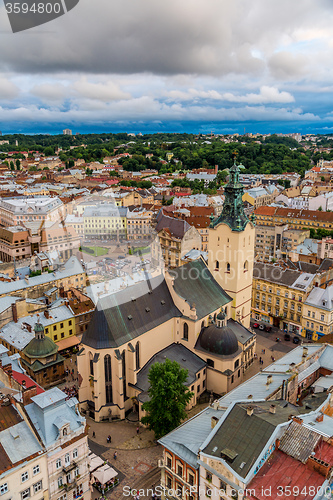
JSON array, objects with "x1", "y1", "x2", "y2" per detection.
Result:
[
  {"x1": 141, "y1": 359, "x2": 193, "y2": 439},
  {"x1": 15, "y1": 159, "x2": 21, "y2": 170},
  {"x1": 10, "y1": 161, "x2": 15, "y2": 171}
]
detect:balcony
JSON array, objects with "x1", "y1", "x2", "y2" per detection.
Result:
[{"x1": 62, "y1": 461, "x2": 77, "y2": 474}]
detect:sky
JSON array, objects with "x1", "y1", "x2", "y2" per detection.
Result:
[{"x1": 1, "y1": 0, "x2": 333, "y2": 135}]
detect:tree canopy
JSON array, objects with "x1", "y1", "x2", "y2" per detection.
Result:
[{"x1": 141, "y1": 359, "x2": 193, "y2": 439}]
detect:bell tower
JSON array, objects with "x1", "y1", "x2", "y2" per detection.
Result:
[{"x1": 208, "y1": 159, "x2": 255, "y2": 328}]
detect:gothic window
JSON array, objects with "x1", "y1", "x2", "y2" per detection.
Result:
[
  {"x1": 122, "y1": 350, "x2": 127, "y2": 400},
  {"x1": 215, "y1": 260, "x2": 219, "y2": 270},
  {"x1": 183, "y1": 323, "x2": 189, "y2": 340},
  {"x1": 226, "y1": 262, "x2": 231, "y2": 273},
  {"x1": 135, "y1": 342, "x2": 140, "y2": 370},
  {"x1": 244, "y1": 261, "x2": 248, "y2": 272}
]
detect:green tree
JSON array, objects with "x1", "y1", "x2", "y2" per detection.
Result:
[
  {"x1": 10, "y1": 161, "x2": 15, "y2": 171},
  {"x1": 141, "y1": 359, "x2": 193, "y2": 439},
  {"x1": 15, "y1": 159, "x2": 21, "y2": 170}
]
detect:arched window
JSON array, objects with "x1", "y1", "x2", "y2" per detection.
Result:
[
  {"x1": 104, "y1": 354, "x2": 112, "y2": 404},
  {"x1": 183, "y1": 323, "x2": 188, "y2": 341},
  {"x1": 226, "y1": 262, "x2": 230, "y2": 273},
  {"x1": 244, "y1": 261, "x2": 248, "y2": 272},
  {"x1": 135, "y1": 342, "x2": 140, "y2": 370},
  {"x1": 207, "y1": 359, "x2": 214, "y2": 368},
  {"x1": 122, "y1": 350, "x2": 127, "y2": 399},
  {"x1": 215, "y1": 260, "x2": 219, "y2": 270},
  {"x1": 234, "y1": 359, "x2": 239, "y2": 370},
  {"x1": 89, "y1": 352, "x2": 94, "y2": 376}
]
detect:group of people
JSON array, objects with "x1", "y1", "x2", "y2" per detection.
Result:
[{"x1": 62, "y1": 385, "x2": 78, "y2": 399}]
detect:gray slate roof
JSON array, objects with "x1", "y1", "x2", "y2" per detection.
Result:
[
  {"x1": 171, "y1": 259, "x2": 231, "y2": 319},
  {"x1": 158, "y1": 406, "x2": 225, "y2": 468},
  {"x1": 26, "y1": 387, "x2": 85, "y2": 448},
  {"x1": 135, "y1": 343, "x2": 206, "y2": 403},
  {"x1": 82, "y1": 275, "x2": 182, "y2": 349},
  {"x1": 279, "y1": 420, "x2": 321, "y2": 463}
]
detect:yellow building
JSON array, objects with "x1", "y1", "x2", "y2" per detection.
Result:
[
  {"x1": 254, "y1": 206, "x2": 333, "y2": 231},
  {"x1": 252, "y1": 262, "x2": 315, "y2": 335},
  {"x1": 83, "y1": 205, "x2": 127, "y2": 240},
  {"x1": 302, "y1": 285, "x2": 333, "y2": 341}
]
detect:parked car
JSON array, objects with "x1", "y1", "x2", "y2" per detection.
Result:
[
  {"x1": 264, "y1": 325, "x2": 272, "y2": 332},
  {"x1": 293, "y1": 336, "x2": 300, "y2": 344},
  {"x1": 284, "y1": 333, "x2": 291, "y2": 341},
  {"x1": 253, "y1": 323, "x2": 260, "y2": 328},
  {"x1": 118, "y1": 255, "x2": 125, "y2": 259}
]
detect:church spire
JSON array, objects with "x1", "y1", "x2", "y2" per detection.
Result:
[{"x1": 210, "y1": 157, "x2": 249, "y2": 232}]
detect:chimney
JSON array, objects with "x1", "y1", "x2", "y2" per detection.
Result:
[
  {"x1": 215, "y1": 165, "x2": 218, "y2": 175},
  {"x1": 302, "y1": 347, "x2": 308, "y2": 358},
  {"x1": 11, "y1": 303, "x2": 18, "y2": 323},
  {"x1": 293, "y1": 416, "x2": 303, "y2": 425},
  {"x1": 316, "y1": 414, "x2": 324, "y2": 422},
  {"x1": 44, "y1": 310, "x2": 49, "y2": 319},
  {"x1": 22, "y1": 386, "x2": 37, "y2": 406},
  {"x1": 269, "y1": 404, "x2": 276, "y2": 414},
  {"x1": 266, "y1": 374, "x2": 273, "y2": 385},
  {"x1": 247, "y1": 406, "x2": 254, "y2": 416},
  {"x1": 24, "y1": 275, "x2": 29, "y2": 284},
  {"x1": 211, "y1": 416, "x2": 219, "y2": 429}
]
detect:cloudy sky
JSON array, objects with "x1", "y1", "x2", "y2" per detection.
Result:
[{"x1": 1, "y1": 0, "x2": 333, "y2": 134}]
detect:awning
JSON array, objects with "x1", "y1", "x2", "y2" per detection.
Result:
[
  {"x1": 93, "y1": 465, "x2": 118, "y2": 484},
  {"x1": 56, "y1": 336, "x2": 80, "y2": 351},
  {"x1": 88, "y1": 453, "x2": 105, "y2": 472}
]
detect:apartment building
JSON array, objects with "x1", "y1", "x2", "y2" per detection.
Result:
[
  {"x1": 252, "y1": 263, "x2": 315, "y2": 334},
  {"x1": 0, "y1": 256, "x2": 86, "y2": 300},
  {"x1": 254, "y1": 225, "x2": 309, "y2": 261},
  {"x1": 0, "y1": 395, "x2": 49, "y2": 500},
  {"x1": 24, "y1": 388, "x2": 90, "y2": 500},
  {"x1": 83, "y1": 205, "x2": 127, "y2": 240},
  {"x1": 0, "y1": 196, "x2": 64, "y2": 227},
  {"x1": 126, "y1": 207, "x2": 154, "y2": 242},
  {"x1": 302, "y1": 286, "x2": 333, "y2": 341},
  {"x1": 242, "y1": 186, "x2": 276, "y2": 209},
  {"x1": 152, "y1": 212, "x2": 201, "y2": 268},
  {"x1": 254, "y1": 206, "x2": 333, "y2": 231}
]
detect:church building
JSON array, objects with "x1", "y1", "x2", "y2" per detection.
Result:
[{"x1": 78, "y1": 162, "x2": 257, "y2": 421}]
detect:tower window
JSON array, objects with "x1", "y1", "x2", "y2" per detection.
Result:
[
  {"x1": 244, "y1": 261, "x2": 248, "y2": 272},
  {"x1": 215, "y1": 260, "x2": 219, "y2": 270},
  {"x1": 226, "y1": 263, "x2": 231, "y2": 273}
]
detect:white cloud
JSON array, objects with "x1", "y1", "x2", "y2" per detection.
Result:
[{"x1": 0, "y1": 77, "x2": 19, "y2": 99}]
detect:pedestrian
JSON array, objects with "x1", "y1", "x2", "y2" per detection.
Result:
[
  {"x1": 92, "y1": 431, "x2": 95, "y2": 438},
  {"x1": 113, "y1": 451, "x2": 117, "y2": 460},
  {"x1": 136, "y1": 426, "x2": 139, "y2": 434},
  {"x1": 263, "y1": 349, "x2": 265, "y2": 354},
  {"x1": 70, "y1": 358, "x2": 72, "y2": 363},
  {"x1": 259, "y1": 357, "x2": 262, "y2": 364}
]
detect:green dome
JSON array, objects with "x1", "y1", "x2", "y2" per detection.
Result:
[
  {"x1": 217, "y1": 310, "x2": 226, "y2": 321},
  {"x1": 23, "y1": 336, "x2": 58, "y2": 359}
]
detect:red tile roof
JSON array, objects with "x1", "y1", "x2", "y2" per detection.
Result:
[{"x1": 11, "y1": 371, "x2": 44, "y2": 395}]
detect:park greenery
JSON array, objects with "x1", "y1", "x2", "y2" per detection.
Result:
[
  {"x1": 141, "y1": 359, "x2": 193, "y2": 439},
  {"x1": 1, "y1": 132, "x2": 333, "y2": 178}
]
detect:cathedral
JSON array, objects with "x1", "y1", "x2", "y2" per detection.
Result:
[{"x1": 78, "y1": 161, "x2": 257, "y2": 421}]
